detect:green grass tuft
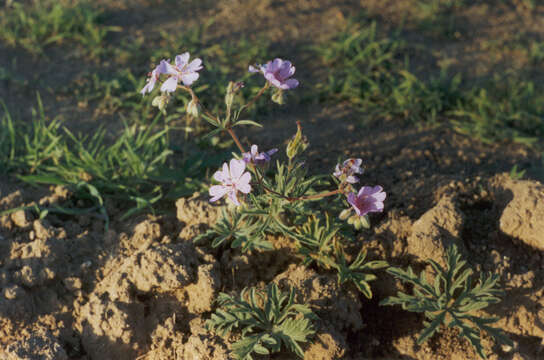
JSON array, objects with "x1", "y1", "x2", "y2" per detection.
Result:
[
  {"x1": 316, "y1": 18, "x2": 544, "y2": 146},
  {"x1": 0, "y1": 95, "x2": 219, "y2": 221},
  {"x1": 0, "y1": 0, "x2": 119, "y2": 57}
]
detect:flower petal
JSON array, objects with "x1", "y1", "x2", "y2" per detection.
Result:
[
  {"x1": 213, "y1": 167, "x2": 225, "y2": 182},
  {"x1": 209, "y1": 185, "x2": 228, "y2": 202},
  {"x1": 175, "y1": 52, "x2": 190, "y2": 67},
  {"x1": 371, "y1": 190, "x2": 386, "y2": 202},
  {"x1": 140, "y1": 81, "x2": 153, "y2": 95},
  {"x1": 161, "y1": 60, "x2": 177, "y2": 76},
  {"x1": 358, "y1": 186, "x2": 374, "y2": 197},
  {"x1": 160, "y1": 76, "x2": 179, "y2": 93},
  {"x1": 181, "y1": 72, "x2": 199, "y2": 86},
  {"x1": 186, "y1": 58, "x2": 203, "y2": 72},
  {"x1": 269, "y1": 58, "x2": 283, "y2": 72},
  {"x1": 242, "y1": 152, "x2": 252, "y2": 163},
  {"x1": 346, "y1": 175, "x2": 359, "y2": 184},
  {"x1": 237, "y1": 172, "x2": 252, "y2": 194},
  {"x1": 251, "y1": 144, "x2": 258, "y2": 156},
  {"x1": 227, "y1": 190, "x2": 240, "y2": 206},
  {"x1": 347, "y1": 193, "x2": 361, "y2": 216},
  {"x1": 229, "y1": 159, "x2": 246, "y2": 179},
  {"x1": 284, "y1": 78, "x2": 299, "y2": 89},
  {"x1": 278, "y1": 61, "x2": 292, "y2": 79}
]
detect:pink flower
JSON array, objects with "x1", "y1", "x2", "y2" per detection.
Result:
[
  {"x1": 249, "y1": 58, "x2": 299, "y2": 90},
  {"x1": 347, "y1": 186, "x2": 386, "y2": 216},
  {"x1": 333, "y1": 158, "x2": 363, "y2": 184},
  {"x1": 160, "y1": 52, "x2": 203, "y2": 93},
  {"x1": 242, "y1": 144, "x2": 278, "y2": 166},
  {"x1": 209, "y1": 159, "x2": 252, "y2": 206},
  {"x1": 140, "y1": 60, "x2": 169, "y2": 95}
]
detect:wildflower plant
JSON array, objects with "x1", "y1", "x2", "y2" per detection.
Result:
[
  {"x1": 142, "y1": 52, "x2": 389, "y2": 301},
  {"x1": 206, "y1": 283, "x2": 316, "y2": 360},
  {"x1": 380, "y1": 245, "x2": 513, "y2": 359}
]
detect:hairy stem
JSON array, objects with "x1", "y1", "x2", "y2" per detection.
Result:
[
  {"x1": 227, "y1": 128, "x2": 246, "y2": 153},
  {"x1": 241, "y1": 83, "x2": 270, "y2": 114}
]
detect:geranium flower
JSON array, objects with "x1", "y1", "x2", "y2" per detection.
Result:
[
  {"x1": 249, "y1": 58, "x2": 299, "y2": 90},
  {"x1": 160, "y1": 52, "x2": 203, "y2": 93},
  {"x1": 140, "y1": 60, "x2": 169, "y2": 95},
  {"x1": 333, "y1": 158, "x2": 363, "y2": 184},
  {"x1": 347, "y1": 186, "x2": 386, "y2": 216},
  {"x1": 242, "y1": 144, "x2": 278, "y2": 166},
  {"x1": 209, "y1": 159, "x2": 252, "y2": 206}
]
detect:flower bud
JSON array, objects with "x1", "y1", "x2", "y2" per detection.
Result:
[
  {"x1": 286, "y1": 121, "x2": 309, "y2": 160},
  {"x1": 271, "y1": 89, "x2": 285, "y2": 105},
  {"x1": 360, "y1": 215, "x2": 371, "y2": 229},
  {"x1": 347, "y1": 214, "x2": 370, "y2": 230},
  {"x1": 186, "y1": 98, "x2": 201, "y2": 118},
  {"x1": 339, "y1": 209, "x2": 352, "y2": 220},
  {"x1": 225, "y1": 81, "x2": 236, "y2": 109},
  {"x1": 152, "y1": 93, "x2": 170, "y2": 114}
]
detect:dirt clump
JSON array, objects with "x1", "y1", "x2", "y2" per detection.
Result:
[
  {"x1": 275, "y1": 264, "x2": 363, "y2": 333},
  {"x1": 176, "y1": 194, "x2": 221, "y2": 240},
  {"x1": 179, "y1": 319, "x2": 230, "y2": 360},
  {"x1": 304, "y1": 326, "x2": 347, "y2": 360},
  {"x1": 2, "y1": 171, "x2": 544, "y2": 359},
  {"x1": 490, "y1": 175, "x2": 544, "y2": 251},
  {"x1": 405, "y1": 195, "x2": 466, "y2": 268},
  {"x1": 3, "y1": 326, "x2": 68, "y2": 360}
]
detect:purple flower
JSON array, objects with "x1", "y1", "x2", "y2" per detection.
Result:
[
  {"x1": 242, "y1": 144, "x2": 278, "y2": 166},
  {"x1": 160, "y1": 52, "x2": 203, "y2": 93},
  {"x1": 333, "y1": 158, "x2": 363, "y2": 184},
  {"x1": 140, "y1": 60, "x2": 169, "y2": 95},
  {"x1": 249, "y1": 58, "x2": 299, "y2": 90},
  {"x1": 347, "y1": 186, "x2": 386, "y2": 216},
  {"x1": 209, "y1": 159, "x2": 252, "y2": 206}
]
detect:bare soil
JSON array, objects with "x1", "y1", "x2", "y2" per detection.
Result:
[{"x1": 1, "y1": 170, "x2": 544, "y2": 359}]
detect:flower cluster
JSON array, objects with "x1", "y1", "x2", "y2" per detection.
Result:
[
  {"x1": 141, "y1": 52, "x2": 385, "y2": 224},
  {"x1": 333, "y1": 158, "x2": 363, "y2": 184},
  {"x1": 333, "y1": 158, "x2": 385, "y2": 217},
  {"x1": 140, "y1": 52, "x2": 203, "y2": 95},
  {"x1": 141, "y1": 50, "x2": 512, "y2": 360}
]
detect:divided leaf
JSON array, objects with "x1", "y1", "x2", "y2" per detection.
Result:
[
  {"x1": 381, "y1": 244, "x2": 512, "y2": 359},
  {"x1": 207, "y1": 283, "x2": 316, "y2": 360}
]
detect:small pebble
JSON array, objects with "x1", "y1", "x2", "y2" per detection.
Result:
[{"x1": 3, "y1": 284, "x2": 23, "y2": 300}]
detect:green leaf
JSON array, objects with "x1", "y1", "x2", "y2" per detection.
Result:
[
  {"x1": 417, "y1": 311, "x2": 446, "y2": 344},
  {"x1": 382, "y1": 244, "x2": 511, "y2": 359},
  {"x1": 234, "y1": 120, "x2": 263, "y2": 127},
  {"x1": 209, "y1": 283, "x2": 316, "y2": 360}
]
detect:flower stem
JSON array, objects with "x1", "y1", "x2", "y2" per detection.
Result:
[
  {"x1": 227, "y1": 128, "x2": 246, "y2": 153},
  {"x1": 240, "y1": 83, "x2": 270, "y2": 115}
]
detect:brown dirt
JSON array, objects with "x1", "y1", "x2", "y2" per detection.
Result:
[{"x1": 1, "y1": 171, "x2": 544, "y2": 359}]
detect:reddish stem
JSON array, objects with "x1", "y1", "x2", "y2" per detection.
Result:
[
  {"x1": 227, "y1": 128, "x2": 246, "y2": 153},
  {"x1": 242, "y1": 83, "x2": 270, "y2": 114}
]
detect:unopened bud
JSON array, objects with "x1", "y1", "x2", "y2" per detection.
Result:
[
  {"x1": 339, "y1": 209, "x2": 351, "y2": 220},
  {"x1": 186, "y1": 98, "x2": 201, "y2": 117},
  {"x1": 360, "y1": 215, "x2": 371, "y2": 229},
  {"x1": 225, "y1": 81, "x2": 236, "y2": 109},
  {"x1": 271, "y1": 89, "x2": 284, "y2": 105},
  {"x1": 152, "y1": 93, "x2": 170, "y2": 114},
  {"x1": 286, "y1": 121, "x2": 309, "y2": 160},
  {"x1": 348, "y1": 214, "x2": 370, "y2": 230}
]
